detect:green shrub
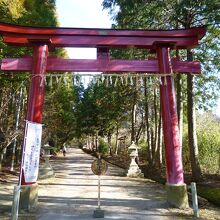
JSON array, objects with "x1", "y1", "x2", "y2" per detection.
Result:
[
  {"x1": 197, "y1": 186, "x2": 220, "y2": 206},
  {"x1": 197, "y1": 128, "x2": 220, "y2": 174},
  {"x1": 182, "y1": 113, "x2": 220, "y2": 174},
  {"x1": 98, "y1": 138, "x2": 109, "y2": 155},
  {"x1": 138, "y1": 138, "x2": 147, "y2": 150}
]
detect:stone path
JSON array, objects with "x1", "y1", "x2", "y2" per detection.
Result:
[
  {"x1": 1, "y1": 147, "x2": 220, "y2": 220},
  {"x1": 36, "y1": 147, "x2": 176, "y2": 220}
]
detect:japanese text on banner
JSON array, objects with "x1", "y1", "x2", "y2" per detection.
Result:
[{"x1": 23, "y1": 122, "x2": 42, "y2": 182}]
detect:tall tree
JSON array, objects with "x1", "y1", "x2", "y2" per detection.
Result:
[
  {"x1": 102, "y1": 0, "x2": 220, "y2": 180},
  {"x1": 175, "y1": 0, "x2": 220, "y2": 181},
  {"x1": 0, "y1": 0, "x2": 59, "y2": 169}
]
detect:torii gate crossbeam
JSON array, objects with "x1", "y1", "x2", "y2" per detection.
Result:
[{"x1": 0, "y1": 22, "x2": 206, "y2": 211}]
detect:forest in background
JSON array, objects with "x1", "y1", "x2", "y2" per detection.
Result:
[
  {"x1": 0, "y1": 0, "x2": 219, "y2": 203},
  {"x1": 0, "y1": 0, "x2": 67, "y2": 171}
]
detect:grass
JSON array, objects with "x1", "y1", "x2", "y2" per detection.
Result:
[{"x1": 197, "y1": 186, "x2": 220, "y2": 206}]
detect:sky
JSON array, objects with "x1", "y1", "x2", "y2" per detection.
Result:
[
  {"x1": 56, "y1": 0, "x2": 112, "y2": 59},
  {"x1": 55, "y1": 0, "x2": 220, "y2": 115}
]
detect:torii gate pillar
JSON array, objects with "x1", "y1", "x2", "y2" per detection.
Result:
[
  {"x1": 157, "y1": 45, "x2": 188, "y2": 208},
  {"x1": 19, "y1": 42, "x2": 49, "y2": 211}
]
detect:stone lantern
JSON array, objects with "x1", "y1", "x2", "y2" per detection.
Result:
[
  {"x1": 38, "y1": 143, "x2": 55, "y2": 179},
  {"x1": 127, "y1": 141, "x2": 144, "y2": 178}
]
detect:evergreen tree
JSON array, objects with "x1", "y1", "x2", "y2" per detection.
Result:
[
  {"x1": 102, "y1": 0, "x2": 220, "y2": 180},
  {"x1": 0, "y1": 0, "x2": 60, "y2": 169}
]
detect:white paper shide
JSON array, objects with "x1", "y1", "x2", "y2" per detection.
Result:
[{"x1": 23, "y1": 121, "x2": 42, "y2": 182}]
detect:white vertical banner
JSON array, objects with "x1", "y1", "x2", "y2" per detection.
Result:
[{"x1": 23, "y1": 121, "x2": 42, "y2": 183}]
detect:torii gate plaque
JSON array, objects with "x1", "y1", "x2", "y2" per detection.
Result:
[{"x1": 0, "y1": 22, "x2": 206, "y2": 211}]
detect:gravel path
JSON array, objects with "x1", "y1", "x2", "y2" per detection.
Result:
[
  {"x1": 36, "y1": 147, "x2": 178, "y2": 220},
  {"x1": 1, "y1": 147, "x2": 220, "y2": 219}
]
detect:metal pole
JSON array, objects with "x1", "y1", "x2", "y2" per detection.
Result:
[
  {"x1": 98, "y1": 175, "x2": 101, "y2": 209},
  {"x1": 11, "y1": 186, "x2": 20, "y2": 220},
  {"x1": 11, "y1": 84, "x2": 23, "y2": 171},
  {"x1": 191, "y1": 182, "x2": 199, "y2": 217},
  {"x1": 11, "y1": 120, "x2": 30, "y2": 220},
  {"x1": 93, "y1": 174, "x2": 104, "y2": 218}
]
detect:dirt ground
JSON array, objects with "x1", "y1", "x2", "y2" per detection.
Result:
[{"x1": 0, "y1": 147, "x2": 220, "y2": 220}]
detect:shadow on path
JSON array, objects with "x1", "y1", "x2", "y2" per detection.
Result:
[
  {"x1": 1, "y1": 147, "x2": 219, "y2": 219},
  {"x1": 36, "y1": 147, "x2": 190, "y2": 220}
]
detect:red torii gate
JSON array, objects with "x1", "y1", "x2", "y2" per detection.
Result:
[{"x1": 0, "y1": 22, "x2": 206, "y2": 210}]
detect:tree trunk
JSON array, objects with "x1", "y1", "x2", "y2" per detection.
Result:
[
  {"x1": 115, "y1": 123, "x2": 119, "y2": 155},
  {"x1": 177, "y1": 74, "x2": 183, "y2": 148},
  {"x1": 16, "y1": 85, "x2": 27, "y2": 164},
  {"x1": 135, "y1": 119, "x2": 143, "y2": 144},
  {"x1": 11, "y1": 85, "x2": 23, "y2": 171},
  {"x1": 154, "y1": 88, "x2": 158, "y2": 149},
  {"x1": 86, "y1": 136, "x2": 89, "y2": 148},
  {"x1": 187, "y1": 50, "x2": 203, "y2": 181},
  {"x1": 0, "y1": 149, "x2": 3, "y2": 171},
  {"x1": 92, "y1": 135, "x2": 96, "y2": 151},
  {"x1": 88, "y1": 135, "x2": 92, "y2": 150},
  {"x1": 144, "y1": 78, "x2": 152, "y2": 165},
  {"x1": 151, "y1": 127, "x2": 156, "y2": 164},
  {"x1": 152, "y1": 88, "x2": 158, "y2": 166},
  {"x1": 95, "y1": 131, "x2": 98, "y2": 152},
  {"x1": 175, "y1": 48, "x2": 183, "y2": 149},
  {"x1": 107, "y1": 132, "x2": 112, "y2": 155},
  {"x1": 156, "y1": 108, "x2": 163, "y2": 167},
  {"x1": 131, "y1": 103, "x2": 137, "y2": 142}
]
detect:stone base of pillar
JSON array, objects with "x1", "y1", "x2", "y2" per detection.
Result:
[
  {"x1": 166, "y1": 183, "x2": 189, "y2": 209},
  {"x1": 19, "y1": 183, "x2": 38, "y2": 212}
]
